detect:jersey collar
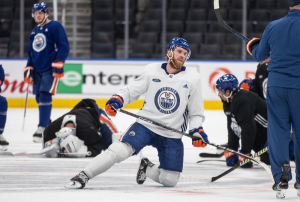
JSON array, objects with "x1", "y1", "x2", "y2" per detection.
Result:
[{"x1": 161, "y1": 63, "x2": 186, "y2": 75}]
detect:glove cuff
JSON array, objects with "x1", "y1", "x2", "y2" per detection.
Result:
[
  {"x1": 224, "y1": 150, "x2": 236, "y2": 159},
  {"x1": 247, "y1": 38, "x2": 260, "y2": 55},
  {"x1": 52, "y1": 62, "x2": 64, "y2": 69},
  {"x1": 110, "y1": 95, "x2": 124, "y2": 105}
]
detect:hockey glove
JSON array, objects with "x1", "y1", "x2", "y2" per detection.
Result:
[
  {"x1": 105, "y1": 95, "x2": 124, "y2": 117},
  {"x1": 224, "y1": 150, "x2": 239, "y2": 167},
  {"x1": 60, "y1": 135, "x2": 86, "y2": 155},
  {"x1": 52, "y1": 61, "x2": 64, "y2": 79},
  {"x1": 190, "y1": 127, "x2": 209, "y2": 148},
  {"x1": 23, "y1": 66, "x2": 34, "y2": 84},
  {"x1": 247, "y1": 38, "x2": 260, "y2": 56},
  {"x1": 239, "y1": 78, "x2": 253, "y2": 91},
  {"x1": 40, "y1": 138, "x2": 60, "y2": 158},
  {"x1": 238, "y1": 151, "x2": 253, "y2": 168}
]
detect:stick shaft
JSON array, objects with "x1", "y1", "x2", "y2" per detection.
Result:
[
  {"x1": 22, "y1": 79, "x2": 30, "y2": 132},
  {"x1": 117, "y1": 108, "x2": 257, "y2": 162}
]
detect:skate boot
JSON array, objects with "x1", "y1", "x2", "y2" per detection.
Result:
[
  {"x1": 65, "y1": 171, "x2": 89, "y2": 189},
  {"x1": 33, "y1": 126, "x2": 45, "y2": 143},
  {"x1": 136, "y1": 158, "x2": 154, "y2": 185},
  {"x1": 0, "y1": 134, "x2": 9, "y2": 151},
  {"x1": 295, "y1": 182, "x2": 300, "y2": 197},
  {"x1": 272, "y1": 164, "x2": 290, "y2": 199}
]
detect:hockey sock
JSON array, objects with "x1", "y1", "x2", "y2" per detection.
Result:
[
  {"x1": 38, "y1": 92, "x2": 52, "y2": 127},
  {"x1": 146, "y1": 164, "x2": 160, "y2": 183},
  {"x1": 0, "y1": 96, "x2": 7, "y2": 134}
]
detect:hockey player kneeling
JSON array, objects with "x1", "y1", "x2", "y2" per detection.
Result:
[
  {"x1": 40, "y1": 99, "x2": 119, "y2": 158},
  {"x1": 65, "y1": 38, "x2": 209, "y2": 189}
]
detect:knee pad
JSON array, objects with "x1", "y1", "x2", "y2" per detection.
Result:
[
  {"x1": 108, "y1": 141, "x2": 135, "y2": 163},
  {"x1": 0, "y1": 96, "x2": 7, "y2": 111},
  {"x1": 159, "y1": 169, "x2": 180, "y2": 187},
  {"x1": 39, "y1": 92, "x2": 52, "y2": 104}
]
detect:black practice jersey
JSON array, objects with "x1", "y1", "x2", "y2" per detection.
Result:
[
  {"x1": 44, "y1": 100, "x2": 109, "y2": 157},
  {"x1": 252, "y1": 63, "x2": 269, "y2": 100},
  {"x1": 227, "y1": 89, "x2": 268, "y2": 154}
]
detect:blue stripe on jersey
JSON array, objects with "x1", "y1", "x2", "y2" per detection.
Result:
[{"x1": 181, "y1": 107, "x2": 189, "y2": 132}]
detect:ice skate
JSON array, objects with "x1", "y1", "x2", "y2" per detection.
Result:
[
  {"x1": 295, "y1": 182, "x2": 300, "y2": 197},
  {"x1": 65, "y1": 171, "x2": 89, "y2": 189},
  {"x1": 0, "y1": 134, "x2": 9, "y2": 151},
  {"x1": 33, "y1": 126, "x2": 45, "y2": 143},
  {"x1": 136, "y1": 158, "x2": 154, "y2": 185},
  {"x1": 272, "y1": 164, "x2": 290, "y2": 199}
]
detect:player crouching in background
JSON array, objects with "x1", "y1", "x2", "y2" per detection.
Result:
[
  {"x1": 40, "y1": 99, "x2": 120, "y2": 158},
  {"x1": 0, "y1": 65, "x2": 9, "y2": 151}
]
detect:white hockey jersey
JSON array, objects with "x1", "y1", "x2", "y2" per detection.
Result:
[{"x1": 118, "y1": 63, "x2": 205, "y2": 139}]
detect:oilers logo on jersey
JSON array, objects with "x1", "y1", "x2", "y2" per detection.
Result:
[
  {"x1": 33, "y1": 33, "x2": 46, "y2": 52},
  {"x1": 154, "y1": 87, "x2": 180, "y2": 114}
]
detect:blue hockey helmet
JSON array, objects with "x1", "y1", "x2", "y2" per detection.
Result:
[
  {"x1": 32, "y1": 2, "x2": 49, "y2": 18},
  {"x1": 215, "y1": 74, "x2": 239, "y2": 95},
  {"x1": 167, "y1": 37, "x2": 191, "y2": 60},
  {"x1": 288, "y1": 0, "x2": 300, "y2": 7}
]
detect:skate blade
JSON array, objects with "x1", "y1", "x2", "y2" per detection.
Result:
[
  {"x1": 0, "y1": 146, "x2": 8, "y2": 151},
  {"x1": 65, "y1": 181, "x2": 83, "y2": 189},
  {"x1": 276, "y1": 190, "x2": 286, "y2": 199},
  {"x1": 33, "y1": 137, "x2": 43, "y2": 143}
]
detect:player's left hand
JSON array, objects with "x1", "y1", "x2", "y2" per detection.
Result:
[
  {"x1": 247, "y1": 38, "x2": 260, "y2": 56},
  {"x1": 239, "y1": 78, "x2": 253, "y2": 91},
  {"x1": 52, "y1": 61, "x2": 64, "y2": 79},
  {"x1": 105, "y1": 95, "x2": 124, "y2": 117},
  {"x1": 190, "y1": 127, "x2": 209, "y2": 148},
  {"x1": 238, "y1": 151, "x2": 253, "y2": 168}
]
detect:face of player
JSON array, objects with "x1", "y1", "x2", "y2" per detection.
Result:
[
  {"x1": 168, "y1": 47, "x2": 188, "y2": 70},
  {"x1": 217, "y1": 89, "x2": 231, "y2": 101},
  {"x1": 33, "y1": 10, "x2": 46, "y2": 24}
]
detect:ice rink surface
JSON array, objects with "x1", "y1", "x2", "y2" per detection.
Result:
[{"x1": 0, "y1": 108, "x2": 298, "y2": 202}]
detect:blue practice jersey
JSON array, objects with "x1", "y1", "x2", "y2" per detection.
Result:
[
  {"x1": 251, "y1": 10, "x2": 300, "y2": 90},
  {"x1": 0, "y1": 64, "x2": 4, "y2": 92},
  {"x1": 26, "y1": 21, "x2": 70, "y2": 73}
]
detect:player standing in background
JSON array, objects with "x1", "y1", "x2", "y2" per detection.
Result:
[
  {"x1": 0, "y1": 64, "x2": 9, "y2": 151},
  {"x1": 247, "y1": 0, "x2": 300, "y2": 198},
  {"x1": 65, "y1": 37, "x2": 208, "y2": 189},
  {"x1": 216, "y1": 74, "x2": 270, "y2": 168},
  {"x1": 23, "y1": 2, "x2": 70, "y2": 143},
  {"x1": 40, "y1": 99, "x2": 119, "y2": 158}
]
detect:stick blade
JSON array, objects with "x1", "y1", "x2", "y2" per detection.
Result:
[
  {"x1": 0, "y1": 151, "x2": 14, "y2": 156},
  {"x1": 190, "y1": 176, "x2": 213, "y2": 183}
]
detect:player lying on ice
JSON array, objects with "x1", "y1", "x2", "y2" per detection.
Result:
[
  {"x1": 40, "y1": 99, "x2": 119, "y2": 158},
  {"x1": 65, "y1": 37, "x2": 209, "y2": 189}
]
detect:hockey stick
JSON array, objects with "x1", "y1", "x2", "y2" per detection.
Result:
[
  {"x1": 192, "y1": 147, "x2": 272, "y2": 182},
  {"x1": 22, "y1": 70, "x2": 30, "y2": 132},
  {"x1": 214, "y1": 0, "x2": 250, "y2": 43},
  {"x1": 197, "y1": 159, "x2": 225, "y2": 163},
  {"x1": 0, "y1": 151, "x2": 92, "y2": 157},
  {"x1": 114, "y1": 107, "x2": 258, "y2": 163},
  {"x1": 199, "y1": 152, "x2": 224, "y2": 158},
  {"x1": 211, "y1": 147, "x2": 271, "y2": 182}
]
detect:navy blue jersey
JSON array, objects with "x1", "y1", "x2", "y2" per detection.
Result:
[
  {"x1": 251, "y1": 10, "x2": 300, "y2": 89},
  {"x1": 27, "y1": 21, "x2": 70, "y2": 73},
  {"x1": 0, "y1": 65, "x2": 4, "y2": 92}
]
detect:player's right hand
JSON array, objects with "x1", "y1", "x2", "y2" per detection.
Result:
[
  {"x1": 224, "y1": 150, "x2": 239, "y2": 167},
  {"x1": 239, "y1": 78, "x2": 253, "y2": 91},
  {"x1": 23, "y1": 66, "x2": 34, "y2": 84},
  {"x1": 105, "y1": 95, "x2": 124, "y2": 117},
  {"x1": 238, "y1": 151, "x2": 253, "y2": 168}
]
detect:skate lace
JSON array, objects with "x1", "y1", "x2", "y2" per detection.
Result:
[{"x1": 36, "y1": 127, "x2": 45, "y2": 134}]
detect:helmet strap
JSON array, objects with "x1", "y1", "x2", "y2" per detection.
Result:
[
  {"x1": 224, "y1": 91, "x2": 233, "y2": 103},
  {"x1": 166, "y1": 49, "x2": 178, "y2": 69},
  {"x1": 36, "y1": 13, "x2": 49, "y2": 27}
]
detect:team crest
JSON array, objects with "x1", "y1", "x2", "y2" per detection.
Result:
[
  {"x1": 32, "y1": 33, "x2": 46, "y2": 52},
  {"x1": 129, "y1": 131, "x2": 135, "y2": 136},
  {"x1": 154, "y1": 87, "x2": 180, "y2": 114}
]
